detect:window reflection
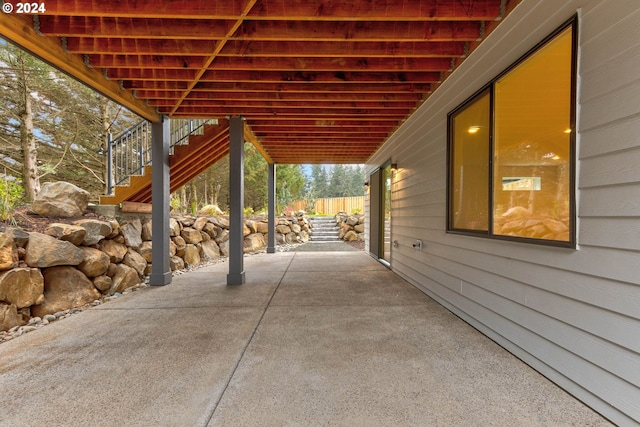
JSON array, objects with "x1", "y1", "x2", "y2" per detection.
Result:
[
  {"x1": 450, "y1": 89, "x2": 490, "y2": 231},
  {"x1": 493, "y1": 27, "x2": 572, "y2": 241}
]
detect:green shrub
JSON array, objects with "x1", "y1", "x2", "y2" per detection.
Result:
[{"x1": 0, "y1": 177, "x2": 24, "y2": 222}]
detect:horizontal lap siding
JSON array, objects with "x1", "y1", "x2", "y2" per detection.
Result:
[{"x1": 366, "y1": 0, "x2": 640, "y2": 424}]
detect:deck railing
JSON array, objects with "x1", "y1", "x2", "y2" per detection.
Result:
[{"x1": 105, "y1": 118, "x2": 214, "y2": 195}]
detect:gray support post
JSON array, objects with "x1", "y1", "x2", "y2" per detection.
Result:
[
  {"x1": 267, "y1": 162, "x2": 276, "y2": 253},
  {"x1": 227, "y1": 116, "x2": 246, "y2": 285},
  {"x1": 149, "y1": 116, "x2": 172, "y2": 286}
]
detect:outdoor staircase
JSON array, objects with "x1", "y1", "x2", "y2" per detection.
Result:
[
  {"x1": 309, "y1": 217, "x2": 340, "y2": 242},
  {"x1": 99, "y1": 117, "x2": 258, "y2": 206},
  {"x1": 99, "y1": 118, "x2": 228, "y2": 205}
]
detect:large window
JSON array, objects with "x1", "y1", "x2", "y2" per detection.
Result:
[{"x1": 447, "y1": 19, "x2": 576, "y2": 246}]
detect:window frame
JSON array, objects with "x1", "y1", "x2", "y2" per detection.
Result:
[{"x1": 446, "y1": 16, "x2": 578, "y2": 248}]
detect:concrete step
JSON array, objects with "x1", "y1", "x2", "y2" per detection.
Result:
[{"x1": 309, "y1": 217, "x2": 340, "y2": 241}]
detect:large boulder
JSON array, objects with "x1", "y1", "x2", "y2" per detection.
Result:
[
  {"x1": 0, "y1": 268, "x2": 44, "y2": 308},
  {"x1": 214, "y1": 228, "x2": 229, "y2": 244},
  {"x1": 141, "y1": 219, "x2": 153, "y2": 241},
  {"x1": 256, "y1": 221, "x2": 269, "y2": 234},
  {"x1": 98, "y1": 239, "x2": 128, "y2": 263},
  {"x1": 169, "y1": 255, "x2": 184, "y2": 271},
  {"x1": 276, "y1": 224, "x2": 291, "y2": 234},
  {"x1": 75, "y1": 219, "x2": 113, "y2": 245},
  {"x1": 183, "y1": 244, "x2": 200, "y2": 266},
  {"x1": 31, "y1": 181, "x2": 90, "y2": 218},
  {"x1": 92, "y1": 275, "x2": 112, "y2": 293},
  {"x1": 202, "y1": 222, "x2": 217, "y2": 239},
  {"x1": 245, "y1": 219, "x2": 257, "y2": 233},
  {"x1": 0, "y1": 303, "x2": 25, "y2": 332},
  {"x1": 44, "y1": 223, "x2": 87, "y2": 246},
  {"x1": 199, "y1": 240, "x2": 220, "y2": 262},
  {"x1": 209, "y1": 216, "x2": 229, "y2": 229},
  {"x1": 0, "y1": 233, "x2": 18, "y2": 271},
  {"x1": 3, "y1": 227, "x2": 29, "y2": 248},
  {"x1": 344, "y1": 230, "x2": 359, "y2": 241},
  {"x1": 139, "y1": 241, "x2": 153, "y2": 263},
  {"x1": 77, "y1": 247, "x2": 110, "y2": 278},
  {"x1": 172, "y1": 235, "x2": 186, "y2": 257},
  {"x1": 108, "y1": 264, "x2": 140, "y2": 295},
  {"x1": 169, "y1": 218, "x2": 181, "y2": 237},
  {"x1": 123, "y1": 248, "x2": 147, "y2": 276},
  {"x1": 218, "y1": 240, "x2": 229, "y2": 257},
  {"x1": 193, "y1": 216, "x2": 209, "y2": 232},
  {"x1": 120, "y1": 219, "x2": 143, "y2": 249},
  {"x1": 181, "y1": 227, "x2": 203, "y2": 244},
  {"x1": 25, "y1": 232, "x2": 84, "y2": 268},
  {"x1": 31, "y1": 266, "x2": 101, "y2": 317},
  {"x1": 346, "y1": 216, "x2": 359, "y2": 226},
  {"x1": 243, "y1": 233, "x2": 266, "y2": 253}
]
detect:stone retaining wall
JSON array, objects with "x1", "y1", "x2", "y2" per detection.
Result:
[
  {"x1": 335, "y1": 212, "x2": 365, "y2": 242},
  {"x1": 0, "y1": 213, "x2": 311, "y2": 332}
]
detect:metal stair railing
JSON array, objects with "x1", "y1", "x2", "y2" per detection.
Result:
[{"x1": 105, "y1": 118, "x2": 215, "y2": 195}]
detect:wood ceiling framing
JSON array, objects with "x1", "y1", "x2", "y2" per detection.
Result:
[{"x1": 0, "y1": 0, "x2": 517, "y2": 164}]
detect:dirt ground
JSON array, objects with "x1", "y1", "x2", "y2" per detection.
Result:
[{"x1": 0, "y1": 206, "x2": 106, "y2": 234}]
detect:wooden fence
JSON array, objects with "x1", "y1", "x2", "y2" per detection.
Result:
[{"x1": 287, "y1": 196, "x2": 365, "y2": 215}]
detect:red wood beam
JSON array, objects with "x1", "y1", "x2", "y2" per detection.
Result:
[
  {"x1": 41, "y1": 18, "x2": 482, "y2": 42},
  {"x1": 149, "y1": 99, "x2": 418, "y2": 109},
  {"x1": 87, "y1": 55, "x2": 207, "y2": 69},
  {"x1": 220, "y1": 40, "x2": 466, "y2": 58},
  {"x1": 38, "y1": 16, "x2": 234, "y2": 39},
  {"x1": 33, "y1": 0, "x2": 502, "y2": 21},
  {"x1": 65, "y1": 37, "x2": 219, "y2": 55},
  {"x1": 205, "y1": 57, "x2": 453, "y2": 72},
  {"x1": 163, "y1": 106, "x2": 412, "y2": 117},
  {"x1": 123, "y1": 81, "x2": 433, "y2": 93},
  {"x1": 232, "y1": 21, "x2": 482, "y2": 42}
]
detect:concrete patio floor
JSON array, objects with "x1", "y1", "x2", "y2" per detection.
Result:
[{"x1": 0, "y1": 249, "x2": 612, "y2": 426}]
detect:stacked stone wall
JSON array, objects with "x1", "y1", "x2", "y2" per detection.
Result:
[
  {"x1": 0, "y1": 213, "x2": 310, "y2": 333},
  {"x1": 335, "y1": 212, "x2": 365, "y2": 242}
]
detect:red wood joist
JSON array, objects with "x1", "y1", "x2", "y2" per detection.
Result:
[
  {"x1": 144, "y1": 91, "x2": 423, "y2": 102},
  {"x1": 219, "y1": 40, "x2": 466, "y2": 58},
  {"x1": 37, "y1": 16, "x2": 234, "y2": 39},
  {"x1": 149, "y1": 99, "x2": 419, "y2": 109},
  {"x1": 34, "y1": 0, "x2": 502, "y2": 21},
  {"x1": 232, "y1": 20, "x2": 482, "y2": 42},
  {"x1": 41, "y1": 18, "x2": 483, "y2": 42},
  {"x1": 123, "y1": 81, "x2": 433, "y2": 93},
  {"x1": 164, "y1": 107, "x2": 412, "y2": 117},
  {"x1": 108, "y1": 68, "x2": 441, "y2": 83},
  {"x1": 65, "y1": 37, "x2": 220, "y2": 55}
]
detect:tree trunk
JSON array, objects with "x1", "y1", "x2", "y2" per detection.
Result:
[
  {"x1": 213, "y1": 183, "x2": 221, "y2": 207},
  {"x1": 180, "y1": 186, "x2": 187, "y2": 214},
  {"x1": 18, "y1": 58, "x2": 40, "y2": 201}
]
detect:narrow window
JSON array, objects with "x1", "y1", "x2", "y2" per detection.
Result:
[{"x1": 449, "y1": 89, "x2": 490, "y2": 232}]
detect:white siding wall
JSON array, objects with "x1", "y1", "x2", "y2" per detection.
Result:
[{"x1": 365, "y1": 1, "x2": 640, "y2": 424}]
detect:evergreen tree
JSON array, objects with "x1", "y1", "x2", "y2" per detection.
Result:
[{"x1": 0, "y1": 42, "x2": 139, "y2": 201}]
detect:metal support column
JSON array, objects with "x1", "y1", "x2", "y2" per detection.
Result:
[
  {"x1": 267, "y1": 162, "x2": 277, "y2": 253},
  {"x1": 149, "y1": 116, "x2": 172, "y2": 286},
  {"x1": 227, "y1": 116, "x2": 246, "y2": 285}
]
